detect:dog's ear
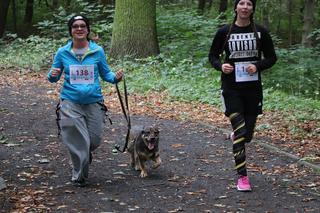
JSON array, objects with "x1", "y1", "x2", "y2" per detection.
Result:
[
  {"x1": 144, "y1": 126, "x2": 153, "y2": 132},
  {"x1": 142, "y1": 126, "x2": 150, "y2": 136},
  {"x1": 150, "y1": 124, "x2": 159, "y2": 132}
]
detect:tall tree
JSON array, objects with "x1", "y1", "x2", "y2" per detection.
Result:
[
  {"x1": 198, "y1": 0, "x2": 213, "y2": 14},
  {"x1": 52, "y1": 0, "x2": 59, "y2": 8},
  {"x1": 24, "y1": 0, "x2": 34, "y2": 25},
  {"x1": 219, "y1": 0, "x2": 228, "y2": 13},
  {"x1": 11, "y1": 0, "x2": 17, "y2": 33},
  {"x1": 287, "y1": 0, "x2": 293, "y2": 45},
  {"x1": 275, "y1": 0, "x2": 283, "y2": 36},
  {"x1": 0, "y1": 0, "x2": 11, "y2": 38},
  {"x1": 218, "y1": 0, "x2": 228, "y2": 20},
  {"x1": 301, "y1": 0, "x2": 315, "y2": 47},
  {"x1": 198, "y1": 0, "x2": 206, "y2": 13},
  {"x1": 110, "y1": 0, "x2": 159, "y2": 58},
  {"x1": 260, "y1": 1, "x2": 269, "y2": 29},
  {"x1": 65, "y1": 0, "x2": 72, "y2": 11}
]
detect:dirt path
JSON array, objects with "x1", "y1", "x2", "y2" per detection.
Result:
[{"x1": 0, "y1": 71, "x2": 319, "y2": 212}]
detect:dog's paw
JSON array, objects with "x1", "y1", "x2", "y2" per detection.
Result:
[
  {"x1": 152, "y1": 157, "x2": 162, "y2": 169},
  {"x1": 152, "y1": 162, "x2": 161, "y2": 169},
  {"x1": 140, "y1": 170, "x2": 148, "y2": 178}
]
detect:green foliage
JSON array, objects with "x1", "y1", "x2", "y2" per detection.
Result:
[
  {"x1": 35, "y1": 0, "x2": 114, "y2": 40},
  {"x1": 263, "y1": 46, "x2": 320, "y2": 99},
  {"x1": 35, "y1": 8, "x2": 71, "y2": 38},
  {"x1": 110, "y1": 7, "x2": 225, "y2": 105},
  {"x1": 157, "y1": 8, "x2": 223, "y2": 60},
  {"x1": 112, "y1": 55, "x2": 221, "y2": 105},
  {"x1": 0, "y1": 35, "x2": 65, "y2": 71},
  {"x1": 264, "y1": 89, "x2": 320, "y2": 121},
  {"x1": 308, "y1": 28, "x2": 320, "y2": 47}
]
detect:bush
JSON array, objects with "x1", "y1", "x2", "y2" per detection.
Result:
[
  {"x1": 0, "y1": 35, "x2": 65, "y2": 71},
  {"x1": 263, "y1": 46, "x2": 320, "y2": 100}
]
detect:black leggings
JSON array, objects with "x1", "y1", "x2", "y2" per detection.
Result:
[{"x1": 229, "y1": 112, "x2": 257, "y2": 176}]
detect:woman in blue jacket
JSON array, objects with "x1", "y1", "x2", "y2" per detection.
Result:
[{"x1": 48, "y1": 15, "x2": 123, "y2": 187}]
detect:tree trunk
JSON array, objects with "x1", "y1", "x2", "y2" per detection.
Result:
[
  {"x1": 276, "y1": 0, "x2": 282, "y2": 36},
  {"x1": 0, "y1": 0, "x2": 11, "y2": 38},
  {"x1": 65, "y1": 0, "x2": 71, "y2": 11},
  {"x1": 198, "y1": 0, "x2": 206, "y2": 14},
  {"x1": 219, "y1": 0, "x2": 228, "y2": 13},
  {"x1": 52, "y1": 0, "x2": 59, "y2": 8},
  {"x1": 110, "y1": 0, "x2": 159, "y2": 59},
  {"x1": 261, "y1": 2, "x2": 269, "y2": 29},
  {"x1": 301, "y1": 0, "x2": 315, "y2": 47},
  {"x1": 218, "y1": 0, "x2": 228, "y2": 19},
  {"x1": 24, "y1": 0, "x2": 34, "y2": 25},
  {"x1": 287, "y1": 0, "x2": 293, "y2": 45},
  {"x1": 207, "y1": 0, "x2": 212, "y2": 10},
  {"x1": 12, "y1": 0, "x2": 17, "y2": 33}
]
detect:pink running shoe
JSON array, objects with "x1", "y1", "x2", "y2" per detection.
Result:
[{"x1": 237, "y1": 176, "x2": 252, "y2": 192}]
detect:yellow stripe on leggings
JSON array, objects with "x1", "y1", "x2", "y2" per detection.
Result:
[
  {"x1": 234, "y1": 150, "x2": 244, "y2": 157},
  {"x1": 233, "y1": 137, "x2": 245, "y2": 145},
  {"x1": 234, "y1": 122, "x2": 245, "y2": 132},
  {"x1": 235, "y1": 161, "x2": 246, "y2": 169},
  {"x1": 229, "y1": 113, "x2": 238, "y2": 119}
]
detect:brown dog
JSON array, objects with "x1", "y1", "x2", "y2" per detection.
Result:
[{"x1": 127, "y1": 125, "x2": 161, "y2": 178}]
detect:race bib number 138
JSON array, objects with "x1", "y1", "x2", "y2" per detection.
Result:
[{"x1": 70, "y1": 65, "x2": 94, "y2": 84}]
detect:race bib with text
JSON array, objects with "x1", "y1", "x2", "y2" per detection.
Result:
[
  {"x1": 235, "y1": 62, "x2": 258, "y2": 82},
  {"x1": 69, "y1": 65, "x2": 94, "y2": 84}
]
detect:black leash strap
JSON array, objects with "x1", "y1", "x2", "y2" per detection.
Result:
[
  {"x1": 115, "y1": 76, "x2": 131, "y2": 153},
  {"x1": 55, "y1": 101, "x2": 61, "y2": 136},
  {"x1": 97, "y1": 102, "x2": 113, "y2": 125}
]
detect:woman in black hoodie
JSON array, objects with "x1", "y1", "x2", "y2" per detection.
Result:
[{"x1": 208, "y1": 0, "x2": 277, "y2": 192}]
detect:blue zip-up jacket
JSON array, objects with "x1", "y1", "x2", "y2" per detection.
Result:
[{"x1": 48, "y1": 40, "x2": 118, "y2": 104}]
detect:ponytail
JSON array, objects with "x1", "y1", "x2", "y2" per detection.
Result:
[
  {"x1": 250, "y1": 16, "x2": 261, "y2": 55},
  {"x1": 221, "y1": 15, "x2": 237, "y2": 56}
]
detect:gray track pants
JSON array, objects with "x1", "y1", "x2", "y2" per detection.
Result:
[{"x1": 59, "y1": 100, "x2": 105, "y2": 181}]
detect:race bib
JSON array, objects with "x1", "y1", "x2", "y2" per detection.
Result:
[
  {"x1": 69, "y1": 65, "x2": 94, "y2": 84},
  {"x1": 235, "y1": 62, "x2": 258, "y2": 82}
]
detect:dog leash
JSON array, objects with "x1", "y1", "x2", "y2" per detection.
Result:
[{"x1": 114, "y1": 75, "x2": 131, "y2": 153}]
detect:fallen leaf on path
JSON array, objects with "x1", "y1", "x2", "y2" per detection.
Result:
[
  {"x1": 171, "y1": 143, "x2": 185, "y2": 148},
  {"x1": 167, "y1": 174, "x2": 180, "y2": 182},
  {"x1": 186, "y1": 189, "x2": 206, "y2": 195},
  {"x1": 168, "y1": 207, "x2": 184, "y2": 213},
  {"x1": 302, "y1": 197, "x2": 316, "y2": 202},
  {"x1": 57, "y1": 205, "x2": 67, "y2": 210},
  {"x1": 214, "y1": 204, "x2": 226, "y2": 208}
]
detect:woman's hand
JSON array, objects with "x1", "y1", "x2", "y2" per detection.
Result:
[
  {"x1": 50, "y1": 68, "x2": 61, "y2": 77},
  {"x1": 246, "y1": 64, "x2": 257, "y2": 74},
  {"x1": 221, "y1": 63, "x2": 234, "y2": 74},
  {"x1": 116, "y1": 69, "x2": 124, "y2": 81}
]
